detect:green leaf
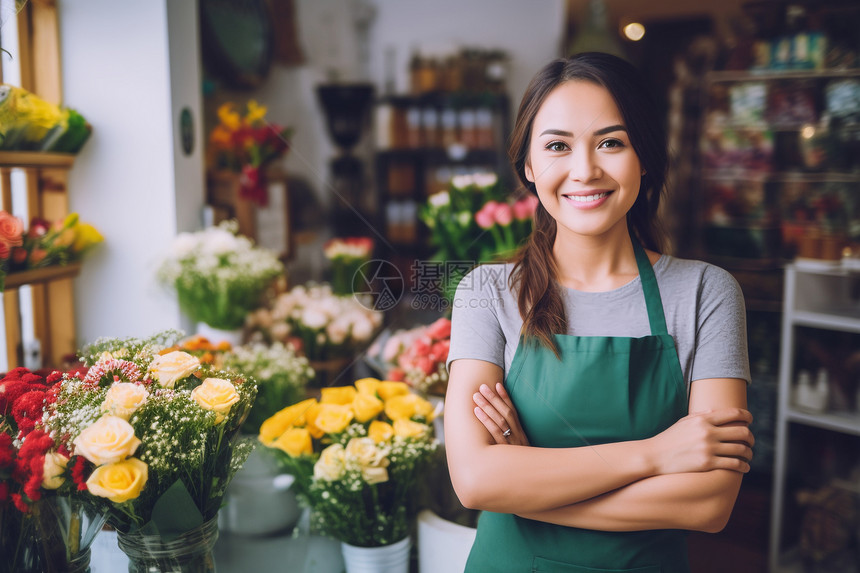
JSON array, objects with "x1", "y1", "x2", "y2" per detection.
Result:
[{"x1": 140, "y1": 480, "x2": 204, "y2": 540}]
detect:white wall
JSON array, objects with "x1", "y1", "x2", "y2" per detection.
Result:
[
  {"x1": 60, "y1": 0, "x2": 204, "y2": 344},
  {"x1": 368, "y1": 0, "x2": 567, "y2": 107},
  {"x1": 256, "y1": 0, "x2": 567, "y2": 209},
  {"x1": 55, "y1": 0, "x2": 564, "y2": 345}
]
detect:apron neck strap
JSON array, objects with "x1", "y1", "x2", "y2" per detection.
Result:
[{"x1": 631, "y1": 234, "x2": 668, "y2": 336}]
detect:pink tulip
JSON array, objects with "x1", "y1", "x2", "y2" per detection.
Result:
[
  {"x1": 475, "y1": 201, "x2": 498, "y2": 229},
  {"x1": 494, "y1": 203, "x2": 513, "y2": 226},
  {"x1": 425, "y1": 318, "x2": 451, "y2": 340},
  {"x1": 513, "y1": 195, "x2": 539, "y2": 220}
]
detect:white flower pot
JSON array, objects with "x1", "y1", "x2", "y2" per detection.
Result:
[
  {"x1": 218, "y1": 448, "x2": 302, "y2": 536},
  {"x1": 341, "y1": 535, "x2": 410, "y2": 573},
  {"x1": 417, "y1": 510, "x2": 476, "y2": 573},
  {"x1": 428, "y1": 395, "x2": 445, "y2": 444},
  {"x1": 196, "y1": 322, "x2": 244, "y2": 347}
]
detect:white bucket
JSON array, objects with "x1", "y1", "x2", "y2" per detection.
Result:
[
  {"x1": 417, "y1": 509, "x2": 476, "y2": 573},
  {"x1": 196, "y1": 322, "x2": 244, "y2": 347},
  {"x1": 341, "y1": 535, "x2": 411, "y2": 573}
]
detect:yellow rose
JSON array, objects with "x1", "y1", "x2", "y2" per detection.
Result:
[
  {"x1": 377, "y1": 381, "x2": 409, "y2": 400},
  {"x1": 368, "y1": 420, "x2": 394, "y2": 443},
  {"x1": 101, "y1": 383, "x2": 148, "y2": 420},
  {"x1": 393, "y1": 419, "x2": 430, "y2": 439},
  {"x1": 148, "y1": 351, "x2": 200, "y2": 388},
  {"x1": 352, "y1": 393, "x2": 383, "y2": 423},
  {"x1": 304, "y1": 402, "x2": 325, "y2": 439},
  {"x1": 73, "y1": 415, "x2": 141, "y2": 466},
  {"x1": 191, "y1": 378, "x2": 240, "y2": 424},
  {"x1": 313, "y1": 444, "x2": 345, "y2": 481},
  {"x1": 272, "y1": 427, "x2": 312, "y2": 457},
  {"x1": 259, "y1": 398, "x2": 318, "y2": 443},
  {"x1": 41, "y1": 451, "x2": 69, "y2": 490},
  {"x1": 385, "y1": 394, "x2": 435, "y2": 421},
  {"x1": 384, "y1": 394, "x2": 417, "y2": 421},
  {"x1": 313, "y1": 404, "x2": 354, "y2": 434},
  {"x1": 86, "y1": 458, "x2": 148, "y2": 503},
  {"x1": 354, "y1": 377, "x2": 381, "y2": 396},
  {"x1": 412, "y1": 395, "x2": 435, "y2": 421},
  {"x1": 320, "y1": 386, "x2": 357, "y2": 405}
]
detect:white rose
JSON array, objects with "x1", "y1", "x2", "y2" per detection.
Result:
[
  {"x1": 270, "y1": 322, "x2": 290, "y2": 341},
  {"x1": 201, "y1": 228, "x2": 238, "y2": 255},
  {"x1": 301, "y1": 308, "x2": 329, "y2": 330},
  {"x1": 102, "y1": 383, "x2": 149, "y2": 420},
  {"x1": 428, "y1": 191, "x2": 450, "y2": 208},
  {"x1": 345, "y1": 437, "x2": 386, "y2": 467},
  {"x1": 473, "y1": 172, "x2": 498, "y2": 188},
  {"x1": 326, "y1": 320, "x2": 349, "y2": 345},
  {"x1": 171, "y1": 233, "x2": 198, "y2": 258},
  {"x1": 148, "y1": 351, "x2": 200, "y2": 388},
  {"x1": 314, "y1": 444, "x2": 346, "y2": 481},
  {"x1": 42, "y1": 451, "x2": 69, "y2": 489},
  {"x1": 350, "y1": 316, "x2": 374, "y2": 341},
  {"x1": 73, "y1": 415, "x2": 141, "y2": 466},
  {"x1": 451, "y1": 174, "x2": 474, "y2": 190}
]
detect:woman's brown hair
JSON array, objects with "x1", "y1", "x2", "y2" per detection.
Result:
[{"x1": 508, "y1": 52, "x2": 668, "y2": 356}]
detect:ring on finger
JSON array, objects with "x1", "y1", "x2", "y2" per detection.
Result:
[{"x1": 502, "y1": 428, "x2": 512, "y2": 438}]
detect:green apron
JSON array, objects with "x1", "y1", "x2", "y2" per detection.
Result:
[{"x1": 465, "y1": 238, "x2": 690, "y2": 573}]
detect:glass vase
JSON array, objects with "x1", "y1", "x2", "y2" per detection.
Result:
[
  {"x1": 116, "y1": 516, "x2": 219, "y2": 573},
  {"x1": 0, "y1": 496, "x2": 107, "y2": 573}
]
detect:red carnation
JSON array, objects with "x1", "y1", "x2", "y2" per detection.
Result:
[
  {"x1": 4, "y1": 367, "x2": 32, "y2": 380},
  {"x1": 12, "y1": 430, "x2": 53, "y2": 506},
  {"x1": 70, "y1": 456, "x2": 89, "y2": 491},
  {"x1": 0, "y1": 380, "x2": 32, "y2": 415},
  {"x1": 11, "y1": 390, "x2": 47, "y2": 437},
  {"x1": 0, "y1": 432, "x2": 14, "y2": 468},
  {"x1": 12, "y1": 493, "x2": 29, "y2": 512},
  {"x1": 20, "y1": 372, "x2": 45, "y2": 386},
  {"x1": 46, "y1": 371, "x2": 64, "y2": 386}
]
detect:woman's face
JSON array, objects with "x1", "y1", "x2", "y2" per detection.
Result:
[{"x1": 525, "y1": 80, "x2": 642, "y2": 241}]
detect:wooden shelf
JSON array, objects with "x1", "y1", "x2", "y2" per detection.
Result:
[
  {"x1": 707, "y1": 68, "x2": 860, "y2": 82},
  {"x1": 786, "y1": 407, "x2": 860, "y2": 436},
  {"x1": 4, "y1": 263, "x2": 82, "y2": 290},
  {"x1": 0, "y1": 151, "x2": 77, "y2": 169},
  {"x1": 702, "y1": 170, "x2": 860, "y2": 183}
]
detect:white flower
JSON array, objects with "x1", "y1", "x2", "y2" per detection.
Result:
[
  {"x1": 326, "y1": 321, "x2": 349, "y2": 345},
  {"x1": 314, "y1": 444, "x2": 346, "y2": 481},
  {"x1": 301, "y1": 307, "x2": 329, "y2": 330},
  {"x1": 473, "y1": 172, "x2": 498, "y2": 188},
  {"x1": 350, "y1": 315, "x2": 374, "y2": 341},
  {"x1": 451, "y1": 174, "x2": 474, "y2": 190},
  {"x1": 200, "y1": 227, "x2": 239, "y2": 256},
  {"x1": 171, "y1": 233, "x2": 198, "y2": 258},
  {"x1": 428, "y1": 191, "x2": 450, "y2": 208}
]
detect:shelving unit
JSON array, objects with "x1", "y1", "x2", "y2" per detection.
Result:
[
  {"x1": 374, "y1": 92, "x2": 511, "y2": 286},
  {"x1": 769, "y1": 264, "x2": 860, "y2": 572},
  {"x1": 694, "y1": 67, "x2": 860, "y2": 309},
  {"x1": 1, "y1": 1, "x2": 82, "y2": 370}
]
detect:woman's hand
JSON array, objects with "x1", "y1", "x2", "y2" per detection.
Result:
[
  {"x1": 645, "y1": 408, "x2": 755, "y2": 475},
  {"x1": 472, "y1": 383, "x2": 530, "y2": 446}
]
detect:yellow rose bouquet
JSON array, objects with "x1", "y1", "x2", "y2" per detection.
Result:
[
  {"x1": 259, "y1": 378, "x2": 440, "y2": 547},
  {"x1": 39, "y1": 330, "x2": 257, "y2": 539}
]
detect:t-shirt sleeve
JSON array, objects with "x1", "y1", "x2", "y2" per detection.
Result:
[
  {"x1": 446, "y1": 265, "x2": 506, "y2": 373},
  {"x1": 691, "y1": 265, "x2": 751, "y2": 384}
]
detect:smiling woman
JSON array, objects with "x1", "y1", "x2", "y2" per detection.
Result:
[{"x1": 444, "y1": 52, "x2": 753, "y2": 573}]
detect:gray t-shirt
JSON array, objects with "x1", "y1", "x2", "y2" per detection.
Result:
[{"x1": 447, "y1": 255, "x2": 751, "y2": 390}]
